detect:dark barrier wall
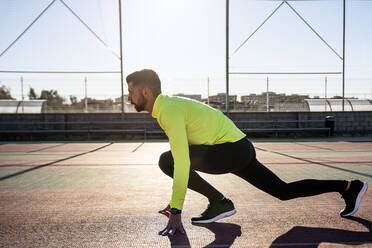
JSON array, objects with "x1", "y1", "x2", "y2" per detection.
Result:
[
  {"x1": 1, "y1": 111, "x2": 372, "y2": 141},
  {"x1": 228, "y1": 111, "x2": 372, "y2": 135}
]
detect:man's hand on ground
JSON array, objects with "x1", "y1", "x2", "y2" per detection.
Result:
[
  {"x1": 158, "y1": 204, "x2": 171, "y2": 218},
  {"x1": 158, "y1": 213, "x2": 185, "y2": 236}
]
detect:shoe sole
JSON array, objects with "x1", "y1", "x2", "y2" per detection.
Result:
[
  {"x1": 342, "y1": 182, "x2": 368, "y2": 217},
  {"x1": 191, "y1": 209, "x2": 237, "y2": 224}
]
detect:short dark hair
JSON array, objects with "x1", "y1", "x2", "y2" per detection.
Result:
[{"x1": 126, "y1": 69, "x2": 161, "y2": 96}]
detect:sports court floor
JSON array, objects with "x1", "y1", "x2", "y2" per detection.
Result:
[{"x1": 0, "y1": 138, "x2": 371, "y2": 247}]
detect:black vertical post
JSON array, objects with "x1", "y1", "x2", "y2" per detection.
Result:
[
  {"x1": 119, "y1": 0, "x2": 125, "y2": 114},
  {"x1": 21, "y1": 76, "x2": 24, "y2": 113},
  {"x1": 342, "y1": 0, "x2": 346, "y2": 111},
  {"x1": 325, "y1": 116, "x2": 335, "y2": 136},
  {"x1": 226, "y1": 0, "x2": 230, "y2": 114}
]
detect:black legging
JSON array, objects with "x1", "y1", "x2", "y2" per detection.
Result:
[{"x1": 158, "y1": 137, "x2": 347, "y2": 203}]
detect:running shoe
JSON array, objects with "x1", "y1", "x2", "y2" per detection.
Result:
[
  {"x1": 191, "y1": 197, "x2": 236, "y2": 224},
  {"x1": 340, "y1": 180, "x2": 368, "y2": 217}
]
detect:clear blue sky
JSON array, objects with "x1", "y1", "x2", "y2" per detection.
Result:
[{"x1": 0, "y1": 0, "x2": 371, "y2": 101}]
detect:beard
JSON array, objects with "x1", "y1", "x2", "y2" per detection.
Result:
[{"x1": 133, "y1": 94, "x2": 147, "y2": 112}]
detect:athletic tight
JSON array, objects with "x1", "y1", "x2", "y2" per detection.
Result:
[{"x1": 158, "y1": 137, "x2": 347, "y2": 203}]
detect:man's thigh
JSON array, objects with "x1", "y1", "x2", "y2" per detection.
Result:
[{"x1": 189, "y1": 140, "x2": 252, "y2": 174}]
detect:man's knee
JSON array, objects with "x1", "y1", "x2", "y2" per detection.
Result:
[{"x1": 158, "y1": 151, "x2": 174, "y2": 176}]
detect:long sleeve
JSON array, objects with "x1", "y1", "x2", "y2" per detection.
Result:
[{"x1": 158, "y1": 106, "x2": 190, "y2": 210}]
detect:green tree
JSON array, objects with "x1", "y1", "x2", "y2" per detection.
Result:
[
  {"x1": 69, "y1": 95, "x2": 77, "y2": 105},
  {"x1": 39, "y1": 90, "x2": 66, "y2": 109},
  {"x1": 28, "y1": 87, "x2": 38, "y2": 99},
  {"x1": 27, "y1": 88, "x2": 67, "y2": 112},
  {"x1": 0, "y1": 85, "x2": 15, "y2": 100}
]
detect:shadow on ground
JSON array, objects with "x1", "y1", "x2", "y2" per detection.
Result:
[
  {"x1": 166, "y1": 217, "x2": 371, "y2": 247},
  {"x1": 270, "y1": 216, "x2": 372, "y2": 248},
  {"x1": 167, "y1": 222, "x2": 241, "y2": 248}
]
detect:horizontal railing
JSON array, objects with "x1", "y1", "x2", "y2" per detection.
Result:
[{"x1": 0, "y1": 117, "x2": 333, "y2": 140}]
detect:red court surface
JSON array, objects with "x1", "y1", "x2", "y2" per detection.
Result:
[{"x1": 0, "y1": 138, "x2": 371, "y2": 247}]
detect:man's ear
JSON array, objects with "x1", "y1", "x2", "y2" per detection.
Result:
[{"x1": 142, "y1": 87, "x2": 152, "y2": 98}]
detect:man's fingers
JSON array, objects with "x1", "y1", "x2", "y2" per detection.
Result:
[
  {"x1": 158, "y1": 227, "x2": 167, "y2": 235},
  {"x1": 159, "y1": 226, "x2": 177, "y2": 236},
  {"x1": 158, "y1": 214, "x2": 186, "y2": 236},
  {"x1": 162, "y1": 227, "x2": 171, "y2": 236},
  {"x1": 159, "y1": 227, "x2": 186, "y2": 236},
  {"x1": 159, "y1": 223, "x2": 172, "y2": 236}
]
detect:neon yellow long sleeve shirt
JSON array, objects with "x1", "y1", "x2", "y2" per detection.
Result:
[{"x1": 151, "y1": 94, "x2": 246, "y2": 210}]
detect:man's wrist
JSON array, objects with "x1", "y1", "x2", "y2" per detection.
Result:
[{"x1": 170, "y1": 208, "x2": 182, "y2": 215}]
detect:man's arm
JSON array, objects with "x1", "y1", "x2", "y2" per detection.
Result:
[
  {"x1": 159, "y1": 106, "x2": 190, "y2": 210},
  {"x1": 157, "y1": 106, "x2": 189, "y2": 235}
]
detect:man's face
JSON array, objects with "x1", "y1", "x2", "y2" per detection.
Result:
[{"x1": 128, "y1": 82, "x2": 147, "y2": 112}]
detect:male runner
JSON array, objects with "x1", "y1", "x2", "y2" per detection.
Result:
[{"x1": 126, "y1": 69, "x2": 368, "y2": 236}]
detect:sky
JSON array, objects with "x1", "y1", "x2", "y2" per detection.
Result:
[{"x1": 0, "y1": 0, "x2": 371, "y2": 102}]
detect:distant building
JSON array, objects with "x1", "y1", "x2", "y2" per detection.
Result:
[
  {"x1": 241, "y1": 92, "x2": 309, "y2": 111},
  {"x1": 0, "y1": 100, "x2": 47, "y2": 113},
  {"x1": 206, "y1": 93, "x2": 238, "y2": 111},
  {"x1": 115, "y1": 94, "x2": 203, "y2": 112},
  {"x1": 115, "y1": 95, "x2": 140, "y2": 113},
  {"x1": 209, "y1": 93, "x2": 237, "y2": 104},
  {"x1": 83, "y1": 98, "x2": 114, "y2": 112},
  {"x1": 241, "y1": 92, "x2": 308, "y2": 104},
  {"x1": 173, "y1": 94, "x2": 202, "y2": 102},
  {"x1": 115, "y1": 95, "x2": 128, "y2": 104}
]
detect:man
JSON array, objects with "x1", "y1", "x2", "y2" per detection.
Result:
[{"x1": 126, "y1": 69, "x2": 368, "y2": 236}]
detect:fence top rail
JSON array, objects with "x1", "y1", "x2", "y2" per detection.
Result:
[
  {"x1": 0, "y1": 70, "x2": 121, "y2": 74},
  {"x1": 229, "y1": 72, "x2": 342, "y2": 75},
  {"x1": 0, "y1": 119, "x2": 329, "y2": 125},
  {"x1": 0, "y1": 119, "x2": 327, "y2": 125},
  {"x1": 0, "y1": 129, "x2": 148, "y2": 133},
  {"x1": 0, "y1": 127, "x2": 330, "y2": 136},
  {"x1": 241, "y1": 127, "x2": 330, "y2": 131},
  {"x1": 0, "y1": 120, "x2": 158, "y2": 125},
  {"x1": 234, "y1": 119, "x2": 326, "y2": 124},
  {"x1": 1, "y1": 127, "x2": 330, "y2": 133}
]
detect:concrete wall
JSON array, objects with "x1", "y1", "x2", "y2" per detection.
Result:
[{"x1": 1, "y1": 111, "x2": 372, "y2": 141}]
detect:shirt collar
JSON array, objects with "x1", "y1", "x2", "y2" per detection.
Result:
[{"x1": 151, "y1": 93, "x2": 164, "y2": 118}]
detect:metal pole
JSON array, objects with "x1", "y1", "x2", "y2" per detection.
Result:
[
  {"x1": 207, "y1": 76, "x2": 210, "y2": 105},
  {"x1": 325, "y1": 76, "x2": 327, "y2": 112},
  {"x1": 266, "y1": 77, "x2": 269, "y2": 112},
  {"x1": 119, "y1": 0, "x2": 125, "y2": 114},
  {"x1": 85, "y1": 77, "x2": 88, "y2": 113},
  {"x1": 21, "y1": 76, "x2": 24, "y2": 113},
  {"x1": 342, "y1": 0, "x2": 346, "y2": 111},
  {"x1": 226, "y1": 0, "x2": 230, "y2": 114}
]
